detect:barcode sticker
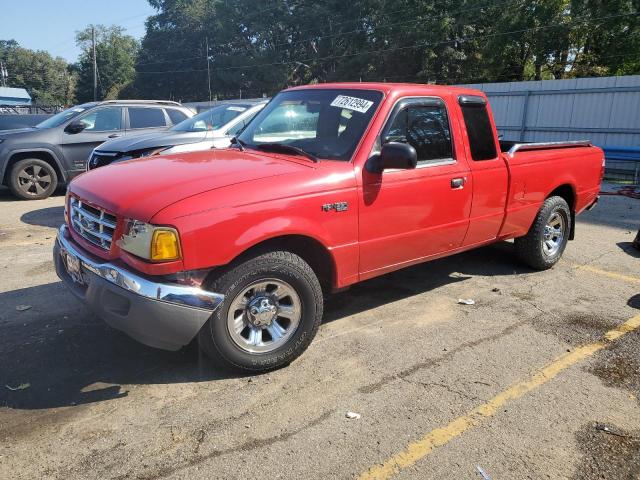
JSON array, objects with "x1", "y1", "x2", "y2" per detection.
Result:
[{"x1": 330, "y1": 95, "x2": 374, "y2": 114}]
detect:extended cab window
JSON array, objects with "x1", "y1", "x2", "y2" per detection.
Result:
[
  {"x1": 384, "y1": 101, "x2": 453, "y2": 164},
  {"x1": 459, "y1": 100, "x2": 497, "y2": 161},
  {"x1": 128, "y1": 107, "x2": 167, "y2": 129},
  {"x1": 76, "y1": 107, "x2": 122, "y2": 132}
]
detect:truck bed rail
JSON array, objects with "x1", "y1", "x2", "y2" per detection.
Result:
[{"x1": 507, "y1": 140, "x2": 592, "y2": 156}]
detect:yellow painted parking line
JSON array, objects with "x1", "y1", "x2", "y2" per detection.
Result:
[
  {"x1": 358, "y1": 314, "x2": 640, "y2": 480},
  {"x1": 575, "y1": 264, "x2": 640, "y2": 285}
]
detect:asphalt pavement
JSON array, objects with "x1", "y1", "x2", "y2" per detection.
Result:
[{"x1": 0, "y1": 185, "x2": 639, "y2": 480}]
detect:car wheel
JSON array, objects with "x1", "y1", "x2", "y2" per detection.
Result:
[
  {"x1": 198, "y1": 250, "x2": 323, "y2": 372},
  {"x1": 514, "y1": 196, "x2": 571, "y2": 270},
  {"x1": 8, "y1": 158, "x2": 58, "y2": 200}
]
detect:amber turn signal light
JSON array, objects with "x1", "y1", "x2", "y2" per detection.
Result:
[{"x1": 150, "y1": 229, "x2": 181, "y2": 261}]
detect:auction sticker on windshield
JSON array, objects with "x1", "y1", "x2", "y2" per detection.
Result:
[{"x1": 330, "y1": 95, "x2": 374, "y2": 113}]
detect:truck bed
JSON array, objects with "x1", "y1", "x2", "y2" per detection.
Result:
[{"x1": 499, "y1": 140, "x2": 592, "y2": 154}]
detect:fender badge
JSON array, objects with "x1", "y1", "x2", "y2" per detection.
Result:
[{"x1": 322, "y1": 202, "x2": 348, "y2": 212}]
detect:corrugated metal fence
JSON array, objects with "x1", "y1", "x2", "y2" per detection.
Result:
[{"x1": 461, "y1": 75, "x2": 640, "y2": 183}]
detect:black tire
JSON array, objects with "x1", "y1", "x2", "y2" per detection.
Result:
[
  {"x1": 8, "y1": 158, "x2": 58, "y2": 200},
  {"x1": 514, "y1": 196, "x2": 571, "y2": 270},
  {"x1": 198, "y1": 251, "x2": 323, "y2": 372}
]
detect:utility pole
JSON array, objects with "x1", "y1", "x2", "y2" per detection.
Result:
[
  {"x1": 92, "y1": 26, "x2": 97, "y2": 101},
  {"x1": 0, "y1": 61, "x2": 7, "y2": 87},
  {"x1": 206, "y1": 36, "x2": 212, "y2": 104}
]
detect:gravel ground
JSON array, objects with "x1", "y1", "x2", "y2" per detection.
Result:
[{"x1": 0, "y1": 184, "x2": 639, "y2": 480}]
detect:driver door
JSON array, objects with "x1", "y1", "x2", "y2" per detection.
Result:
[
  {"x1": 358, "y1": 96, "x2": 472, "y2": 278},
  {"x1": 62, "y1": 106, "x2": 125, "y2": 169}
]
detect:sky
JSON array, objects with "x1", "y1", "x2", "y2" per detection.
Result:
[{"x1": 1, "y1": 0, "x2": 157, "y2": 62}]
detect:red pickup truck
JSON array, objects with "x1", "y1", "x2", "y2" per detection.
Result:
[{"x1": 54, "y1": 83, "x2": 604, "y2": 371}]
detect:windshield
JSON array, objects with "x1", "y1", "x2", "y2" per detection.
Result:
[
  {"x1": 238, "y1": 89, "x2": 383, "y2": 161},
  {"x1": 172, "y1": 104, "x2": 251, "y2": 132},
  {"x1": 35, "y1": 104, "x2": 94, "y2": 129}
]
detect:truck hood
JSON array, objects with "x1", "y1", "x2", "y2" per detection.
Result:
[
  {"x1": 96, "y1": 130, "x2": 208, "y2": 153},
  {"x1": 69, "y1": 148, "x2": 312, "y2": 222}
]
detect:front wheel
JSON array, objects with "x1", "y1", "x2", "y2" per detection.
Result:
[
  {"x1": 514, "y1": 196, "x2": 571, "y2": 270},
  {"x1": 8, "y1": 158, "x2": 58, "y2": 200},
  {"x1": 198, "y1": 251, "x2": 323, "y2": 372}
]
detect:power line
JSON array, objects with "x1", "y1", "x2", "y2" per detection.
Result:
[
  {"x1": 135, "y1": 0, "x2": 514, "y2": 64},
  {"x1": 135, "y1": 10, "x2": 639, "y2": 75},
  {"x1": 355, "y1": 51, "x2": 640, "y2": 85}
]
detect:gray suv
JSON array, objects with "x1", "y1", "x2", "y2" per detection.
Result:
[{"x1": 0, "y1": 100, "x2": 193, "y2": 199}]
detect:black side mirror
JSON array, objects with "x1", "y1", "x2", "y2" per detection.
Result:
[
  {"x1": 65, "y1": 121, "x2": 86, "y2": 134},
  {"x1": 378, "y1": 142, "x2": 417, "y2": 171}
]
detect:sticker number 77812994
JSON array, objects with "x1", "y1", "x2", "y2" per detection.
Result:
[{"x1": 329, "y1": 95, "x2": 374, "y2": 114}]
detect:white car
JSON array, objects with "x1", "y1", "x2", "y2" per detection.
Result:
[{"x1": 88, "y1": 101, "x2": 267, "y2": 169}]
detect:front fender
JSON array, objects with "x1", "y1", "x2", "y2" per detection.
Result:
[
  {"x1": 151, "y1": 173, "x2": 360, "y2": 287},
  {"x1": 2, "y1": 146, "x2": 67, "y2": 182},
  {"x1": 234, "y1": 215, "x2": 334, "y2": 252}
]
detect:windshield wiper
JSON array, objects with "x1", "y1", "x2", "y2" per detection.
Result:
[
  {"x1": 254, "y1": 143, "x2": 319, "y2": 163},
  {"x1": 229, "y1": 136, "x2": 245, "y2": 151}
]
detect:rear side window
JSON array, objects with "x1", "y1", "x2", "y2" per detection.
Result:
[
  {"x1": 460, "y1": 102, "x2": 497, "y2": 161},
  {"x1": 166, "y1": 108, "x2": 188, "y2": 125},
  {"x1": 385, "y1": 103, "x2": 453, "y2": 164},
  {"x1": 129, "y1": 107, "x2": 166, "y2": 129}
]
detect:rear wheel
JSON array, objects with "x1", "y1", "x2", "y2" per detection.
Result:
[
  {"x1": 8, "y1": 158, "x2": 58, "y2": 200},
  {"x1": 515, "y1": 196, "x2": 571, "y2": 270},
  {"x1": 198, "y1": 251, "x2": 323, "y2": 372}
]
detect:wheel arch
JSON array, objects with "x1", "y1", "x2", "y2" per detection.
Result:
[
  {"x1": 219, "y1": 234, "x2": 337, "y2": 293},
  {"x1": 3, "y1": 149, "x2": 66, "y2": 186},
  {"x1": 546, "y1": 183, "x2": 576, "y2": 240}
]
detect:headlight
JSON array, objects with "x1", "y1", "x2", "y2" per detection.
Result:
[
  {"x1": 117, "y1": 219, "x2": 182, "y2": 262},
  {"x1": 138, "y1": 146, "x2": 171, "y2": 157},
  {"x1": 64, "y1": 190, "x2": 70, "y2": 224},
  {"x1": 87, "y1": 149, "x2": 96, "y2": 171}
]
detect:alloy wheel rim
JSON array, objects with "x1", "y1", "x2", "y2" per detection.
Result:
[
  {"x1": 226, "y1": 278, "x2": 302, "y2": 354},
  {"x1": 542, "y1": 211, "x2": 565, "y2": 256},
  {"x1": 17, "y1": 165, "x2": 52, "y2": 196}
]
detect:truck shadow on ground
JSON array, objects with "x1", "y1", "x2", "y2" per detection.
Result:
[
  {"x1": 20, "y1": 206, "x2": 65, "y2": 228},
  {"x1": 0, "y1": 241, "x2": 528, "y2": 411},
  {"x1": 617, "y1": 241, "x2": 640, "y2": 258}
]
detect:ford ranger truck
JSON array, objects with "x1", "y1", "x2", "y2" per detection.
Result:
[{"x1": 54, "y1": 83, "x2": 604, "y2": 372}]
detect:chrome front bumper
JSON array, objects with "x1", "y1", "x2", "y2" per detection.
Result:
[
  {"x1": 57, "y1": 225, "x2": 223, "y2": 311},
  {"x1": 54, "y1": 225, "x2": 224, "y2": 350}
]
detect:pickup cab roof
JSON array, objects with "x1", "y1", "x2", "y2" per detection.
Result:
[{"x1": 285, "y1": 81, "x2": 486, "y2": 98}]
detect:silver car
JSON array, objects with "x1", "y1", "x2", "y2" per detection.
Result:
[{"x1": 88, "y1": 101, "x2": 267, "y2": 170}]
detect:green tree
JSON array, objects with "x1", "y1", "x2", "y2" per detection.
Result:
[
  {"x1": 0, "y1": 39, "x2": 75, "y2": 105},
  {"x1": 131, "y1": 0, "x2": 640, "y2": 100},
  {"x1": 75, "y1": 25, "x2": 139, "y2": 102}
]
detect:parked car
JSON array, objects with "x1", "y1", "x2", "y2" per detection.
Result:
[
  {"x1": 54, "y1": 83, "x2": 604, "y2": 372},
  {"x1": 0, "y1": 100, "x2": 193, "y2": 199},
  {"x1": 87, "y1": 101, "x2": 266, "y2": 170}
]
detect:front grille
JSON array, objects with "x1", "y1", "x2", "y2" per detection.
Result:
[
  {"x1": 88, "y1": 151, "x2": 120, "y2": 170},
  {"x1": 69, "y1": 197, "x2": 117, "y2": 250}
]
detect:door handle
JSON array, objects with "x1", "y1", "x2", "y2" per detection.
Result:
[
  {"x1": 451, "y1": 177, "x2": 465, "y2": 189},
  {"x1": 108, "y1": 134, "x2": 122, "y2": 138}
]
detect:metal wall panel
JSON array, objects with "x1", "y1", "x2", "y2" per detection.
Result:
[{"x1": 459, "y1": 75, "x2": 640, "y2": 147}]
